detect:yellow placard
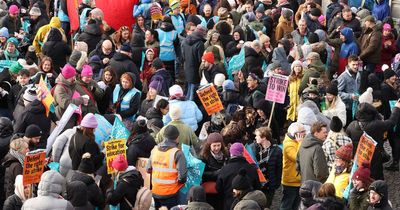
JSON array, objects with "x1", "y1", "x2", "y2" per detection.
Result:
[{"x1": 105, "y1": 139, "x2": 127, "y2": 174}]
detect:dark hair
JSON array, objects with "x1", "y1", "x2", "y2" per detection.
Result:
[
  {"x1": 342, "y1": 7, "x2": 352, "y2": 13},
  {"x1": 81, "y1": 127, "x2": 95, "y2": 142},
  {"x1": 156, "y1": 99, "x2": 169, "y2": 110},
  {"x1": 146, "y1": 29, "x2": 158, "y2": 41},
  {"x1": 311, "y1": 122, "x2": 327, "y2": 134},
  {"x1": 199, "y1": 138, "x2": 228, "y2": 160},
  {"x1": 102, "y1": 66, "x2": 117, "y2": 86},
  {"x1": 348, "y1": 55, "x2": 359, "y2": 63},
  {"x1": 39, "y1": 56, "x2": 54, "y2": 73},
  {"x1": 18, "y1": 69, "x2": 30, "y2": 77},
  {"x1": 245, "y1": 0, "x2": 253, "y2": 5}
]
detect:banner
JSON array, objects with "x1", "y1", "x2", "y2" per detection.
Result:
[
  {"x1": 136, "y1": 158, "x2": 151, "y2": 188},
  {"x1": 243, "y1": 147, "x2": 267, "y2": 183},
  {"x1": 110, "y1": 117, "x2": 130, "y2": 140},
  {"x1": 37, "y1": 76, "x2": 54, "y2": 117},
  {"x1": 180, "y1": 144, "x2": 205, "y2": 194},
  {"x1": 196, "y1": 84, "x2": 224, "y2": 116},
  {"x1": 227, "y1": 48, "x2": 245, "y2": 80},
  {"x1": 265, "y1": 74, "x2": 289, "y2": 104},
  {"x1": 356, "y1": 133, "x2": 377, "y2": 167},
  {"x1": 23, "y1": 150, "x2": 46, "y2": 185},
  {"x1": 46, "y1": 104, "x2": 78, "y2": 155},
  {"x1": 105, "y1": 139, "x2": 127, "y2": 174},
  {"x1": 94, "y1": 114, "x2": 112, "y2": 147}
]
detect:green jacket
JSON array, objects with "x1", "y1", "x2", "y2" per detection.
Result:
[{"x1": 155, "y1": 120, "x2": 200, "y2": 150}]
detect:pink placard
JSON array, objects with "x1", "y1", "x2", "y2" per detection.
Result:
[{"x1": 265, "y1": 74, "x2": 289, "y2": 104}]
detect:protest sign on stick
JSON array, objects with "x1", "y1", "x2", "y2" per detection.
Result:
[
  {"x1": 23, "y1": 150, "x2": 46, "y2": 185},
  {"x1": 136, "y1": 158, "x2": 151, "y2": 188},
  {"x1": 356, "y1": 133, "x2": 377, "y2": 167},
  {"x1": 196, "y1": 84, "x2": 224, "y2": 116},
  {"x1": 265, "y1": 74, "x2": 289, "y2": 127},
  {"x1": 105, "y1": 139, "x2": 127, "y2": 174}
]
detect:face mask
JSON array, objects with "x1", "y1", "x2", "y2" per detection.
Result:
[{"x1": 335, "y1": 165, "x2": 345, "y2": 174}]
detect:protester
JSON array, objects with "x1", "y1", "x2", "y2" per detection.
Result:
[
  {"x1": 3, "y1": 175, "x2": 31, "y2": 210},
  {"x1": 349, "y1": 162, "x2": 372, "y2": 210},
  {"x1": 126, "y1": 119, "x2": 156, "y2": 166},
  {"x1": 368, "y1": 180, "x2": 392, "y2": 210}
]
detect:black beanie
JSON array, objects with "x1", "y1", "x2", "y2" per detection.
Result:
[
  {"x1": 188, "y1": 186, "x2": 207, "y2": 202},
  {"x1": 25, "y1": 124, "x2": 42, "y2": 138},
  {"x1": 384, "y1": 69, "x2": 397, "y2": 80},
  {"x1": 330, "y1": 116, "x2": 343, "y2": 132},
  {"x1": 131, "y1": 119, "x2": 148, "y2": 134},
  {"x1": 326, "y1": 82, "x2": 338, "y2": 96},
  {"x1": 232, "y1": 168, "x2": 252, "y2": 191},
  {"x1": 78, "y1": 153, "x2": 96, "y2": 174},
  {"x1": 310, "y1": 8, "x2": 321, "y2": 17},
  {"x1": 308, "y1": 32, "x2": 319, "y2": 44},
  {"x1": 152, "y1": 58, "x2": 164, "y2": 70},
  {"x1": 163, "y1": 125, "x2": 180, "y2": 140}
]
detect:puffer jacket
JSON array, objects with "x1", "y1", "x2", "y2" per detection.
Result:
[
  {"x1": 69, "y1": 171, "x2": 105, "y2": 208},
  {"x1": 287, "y1": 77, "x2": 302, "y2": 121},
  {"x1": 349, "y1": 187, "x2": 369, "y2": 210},
  {"x1": 282, "y1": 135, "x2": 302, "y2": 187},
  {"x1": 42, "y1": 28, "x2": 71, "y2": 71},
  {"x1": 66, "y1": 181, "x2": 93, "y2": 210},
  {"x1": 163, "y1": 99, "x2": 203, "y2": 131},
  {"x1": 22, "y1": 170, "x2": 74, "y2": 210},
  {"x1": 53, "y1": 74, "x2": 84, "y2": 119},
  {"x1": 3, "y1": 193, "x2": 23, "y2": 210},
  {"x1": 296, "y1": 134, "x2": 329, "y2": 183},
  {"x1": 33, "y1": 17, "x2": 66, "y2": 54},
  {"x1": 52, "y1": 127, "x2": 77, "y2": 176},
  {"x1": 359, "y1": 25, "x2": 382, "y2": 64}
]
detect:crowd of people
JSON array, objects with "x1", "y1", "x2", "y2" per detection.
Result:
[{"x1": 0, "y1": 0, "x2": 399, "y2": 209}]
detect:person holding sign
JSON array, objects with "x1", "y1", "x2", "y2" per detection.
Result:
[
  {"x1": 3, "y1": 175, "x2": 32, "y2": 210},
  {"x1": 3, "y1": 138, "x2": 29, "y2": 198}
]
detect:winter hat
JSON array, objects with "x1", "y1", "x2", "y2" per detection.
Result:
[
  {"x1": 232, "y1": 168, "x2": 252, "y2": 190},
  {"x1": 383, "y1": 23, "x2": 392, "y2": 31},
  {"x1": 111, "y1": 154, "x2": 128, "y2": 171},
  {"x1": 25, "y1": 124, "x2": 42, "y2": 138},
  {"x1": 169, "y1": 105, "x2": 181, "y2": 120},
  {"x1": 131, "y1": 119, "x2": 148, "y2": 134},
  {"x1": 81, "y1": 65, "x2": 93, "y2": 77},
  {"x1": 318, "y1": 15, "x2": 325, "y2": 25},
  {"x1": 256, "y1": 5, "x2": 265, "y2": 14},
  {"x1": 382, "y1": 64, "x2": 390, "y2": 71},
  {"x1": 80, "y1": 113, "x2": 98, "y2": 128},
  {"x1": 335, "y1": 143, "x2": 353, "y2": 162},
  {"x1": 69, "y1": 50, "x2": 84, "y2": 68},
  {"x1": 325, "y1": 82, "x2": 338, "y2": 96},
  {"x1": 169, "y1": 84, "x2": 184, "y2": 97},
  {"x1": 170, "y1": 0, "x2": 180, "y2": 10},
  {"x1": 29, "y1": 6, "x2": 41, "y2": 16},
  {"x1": 9, "y1": 62, "x2": 23, "y2": 74},
  {"x1": 149, "y1": 80, "x2": 162, "y2": 92},
  {"x1": 364, "y1": 15, "x2": 376, "y2": 23},
  {"x1": 61, "y1": 64, "x2": 77, "y2": 79},
  {"x1": 207, "y1": 132, "x2": 224, "y2": 144},
  {"x1": 202, "y1": 52, "x2": 215, "y2": 64},
  {"x1": 310, "y1": 8, "x2": 321, "y2": 17},
  {"x1": 291, "y1": 60, "x2": 303, "y2": 72},
  {"x1": 230, "y1": 142, "x2": 244, "y2": 156},
  {"x1": 194, "y1": 24, "x2": 207, "y2": 37},
  {"x1": 352, "y1": 162, "x2": 372, "y2": 184},
  {"x1": 384, "y1": 69, "x2": 396, "y2": 80},
  {"x1": 89, "y1": 55, "x2": 101, "y2": 64},
  {"x1": 75, "y1": 41, "x2": 88, "y2": 53},
  {"x1": 78, "y1": 153, "x2": 95, "y2": 174},
  {"x1": 357, "y1": 9, "x2": 371, "y2": 21},
  {"x1": 188, "y1": 186, "x2": 207, "y2": 202},
  {"x1": 163, "y1": 125, "x2": 180, "y2": 140},
  {"x1": 329, "y1": 116, "x2": 343, "y2": 133},
  {"x1": 120, "y1": 43, "x2": 132, "y2": 53},
  {"x1": 369, "y1": 180, "x2": 388, "y2": 199},
  {"x1": 281, "y1": 8, "x2": 293, "y2": 20},
  {"x1": 152, "y1": 58, "x2": 163, "y2": 69},
  {"x1": 7, "y1": 37, "x2": 19, "y2": 46},
  {"x1": 306, "y1": 52, "x2": 320, "y2": 60},
  {"x1": 23, "y1": 87, "x2": 37, "y2": 102},
  {"x1": 214, "y1": 73, "x2": 226, "y2": 87},
  {"x1": 358, "y1": 87, "x2": 373, "y2": 104},
  {"x1": 0, "y1": 27, "x2": 9, "y2": 38},
  {"x1": 222, "y1": 79, "x2": 235, "y2": 91},
  {"x1": 9, "y1": 5, "x2": 19, "y2": 15},
  {"x1": 233, "y1": 200, "x2": 261, "y2": 210}
]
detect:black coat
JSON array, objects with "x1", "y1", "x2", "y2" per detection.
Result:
[
  {"x1": 42, "y1": 29, "x2": 71, "y2": 72},
  {"x1": 106, "y1": 169, "x2": 144, "y2": 210},
  {"x1": 0, "y1": 15, "x2": 21, "y2": 35},
  {"x1": 145, "y1": 107, "x2": 164, "y2": 133},
  {"x1": 380, "y1": 82, "x2": 398, "y2": 120},
  {"x1": 181, "y1": 33, "x2": 205, "y2": 83},
  {"x1": 127, "y1": 132, "x2": 156, "y2": 166},
  {"x1": 13, "y1": 99, "x2": 51, "y2": 149},
  {"x1": 77, "y1": 21, "x2": 103, "y2": 53},
  {"x1": 201, "y1": 153, "x2": 227, "y2": 182},
  {"x1": 346, "y1": 104, "x2": 400, "y2": 180},
  {"x1": 216, "y1": 156, "x2": 261, "y2": 210},
  {"x1": 70, "y1": 171, "x2": 105, "y2": 208},
  {"x1": 30, "y1": 16, "x2": 49, "y2": 38},
  {"x1": 241, "y1": 47, "x2": 265, "y2": 79},
  {"x1": 109, "y1": 52, "x2": 142, "y2": 90},
  {"x1": 2, "y1": 153, "x2": 22, "y2": 198},
  {"x1": 68, "y1": 129, "x2": 104, "y2": 171},
  {"x1": 3, "y1": 194, "x2": 22, "y2": 210}
]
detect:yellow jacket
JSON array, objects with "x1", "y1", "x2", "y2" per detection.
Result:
[
  {"x1": 282, "y1": 135, "x2": 301, "y2": 187},
  {"x1": 287, "y1": 78, "x2": 302, "y2": 121},
  {"x1": 326, "y1": 168, "x2": 350, "y2": 198},
  {"x1": 33, "y1": 17, "x2": 66, "y2": 54}
]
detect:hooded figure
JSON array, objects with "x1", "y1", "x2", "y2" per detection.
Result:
[
  {"x1": 3, "y1": 175, "x2": 29, "y2": 210},
  {"x1": 66, "y1": 181, "x2": 93, "y2": 210},
  {"x1": 77, "y1": 19, "x2": 103, "y2": 53},
  {"x1": 338, "y1": 27, "x2": 359, "y2": 76},
  {"x1": 266, "y1": 47, "x2": 290, "y2": 75},
  {"x1": 368, "y1": 180, "x2": 392, "y2": 210},
  {"x1": 372, "y1": 0, "x2": 390, "y2": 21},
  {"x1": 22, "y1": 170, "x2": 74, "y2": 209},
  {"x1": 42, "y1": 28, "x2": 72, "y2": 72},
  {"x1": 33, "y1": 17, "x2": 67, "y2": 54},
  {"x1": 299, "y1": 180, "x2": 322, "y2": 210},
  {"x1": 225, "y1": 27, "x2": 245, "y2": 58}
]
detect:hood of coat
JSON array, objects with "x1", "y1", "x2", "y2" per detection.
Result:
[
  {"x1": 340, "y1": 27, "x2": 354, "y2": 43},
  {"x1": 272, "y1": 47, "x2": 288, "y2": 63},
  {"x1": 233, "y1": 27, "x2": 245, "y2": 41},
  {"x1": 46, "y1": 28, "x2": 63, "y2": 42},
  {"x1": 356, "y1": 102, "x2": 379, "y2": 122},
  {"x1": 25, "y1": 99, "x2": 46, "y2": 115},
  {"x1": 301, "y1": 134, "x2": 323, "y2": 148},
  {"x1": 67, "y1": 181, "x2": 88, "y2": 207},
  {"x1": 146, "y1": 107, "x2": 163, "y2": 120},
  {"x1": 2, "y1": 152, "x2": 20, "y2": 167},
  {"x1": 119, "y1": 167, "x2": 143, "y2": 186},
  {"x1": 186, "y1": 33, "x2": 205, "y2": 46},
  {"x1": 84, "y1": 21, "x2": 102, "y2": 36},
  {"x1": 160, "y1": 22, "x2": 175, "y2": 32},
  {"x1": 0, "y1": 117, "x2": 13, "y2": 138},
  {"x1": 38, "y1": 170, "x2": 66, "y2": 197},
  {"x1": 297, "y1": 107, "x2": 317, "y2": 126},
  {"x1": 369, "y1": 180, "x2": 389, "y2": 207},
  {"x1": 308, "y1": 60, "x2": 325, "y2": 73},
  {"x1": 49, "y1": 17, "x2": 61, "y2": 28}
]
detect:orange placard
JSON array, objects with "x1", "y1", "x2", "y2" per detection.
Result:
[
  {"x1": 356, "y1": 134, "x2": 377, "y2": 167},
  {"x1": 23, "y1": 151, "x2": 46, "y2": 185},
  {"x1": 136, "y1": 158, "x2": 151, "y2": 188},
  {"x1": 196, "y1": 84, "x2": 224, "y2": 116}
]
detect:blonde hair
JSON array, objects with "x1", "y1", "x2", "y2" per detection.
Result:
[{"x1": 10, "y1": 138, "x2": 28, "y2": 153}]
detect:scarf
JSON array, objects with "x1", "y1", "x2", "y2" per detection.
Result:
[
  {"x1": 4, "y1": 49, "x2": 20, "y2": 61},
  {"x1": 211, "y1": 151, "x2": 224, "y2": 161},
  {"x1": 14, "y1": 175, "x2": 28, "y2": 201},
  {"x1": 10, "y1": 149, "x2": 25, "y2": 165}
]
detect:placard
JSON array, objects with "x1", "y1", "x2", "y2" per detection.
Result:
[
  {"x1": 356, "y1": 133, "x2": 377, "y2": 167},
  {"x1": 136, "y1": 158, "x2": 151, "y2": 188},
  {"x1": 105, "y1": 139, "x2": 127, "y2": 174},
  {"x1": 196, "y1": 84, "x2": 224, "y2": 115},
  {"x1": 265, "y1": 74, "x2": 289, "y2": 104},
  {"x1": 23, "y1": 150, "x2": 46, "y2": 185}
]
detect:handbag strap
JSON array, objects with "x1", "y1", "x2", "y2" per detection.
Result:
[{"x1": 123, "y1": 197, "x2": 135, "y2": 210}]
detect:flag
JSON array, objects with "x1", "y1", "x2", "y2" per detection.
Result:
[
  {"x1": 180, "y1": 144, "x2": 205, "y2": 194},
  {"x1": 243, "y1": 146, "x2": 267, "y2": 183},
  {"x1": 110, "y1": 117, "x2": 130, "y2": 140},
  {"x1": 227, "y1": 47, "x2": 245, "y2": 80},
  {"x1": 37, "y1": 76, "x2": 54, "y2": 117},
  {"x1": 94, "y1": 114, "x2": 112, "y2": 147},
  {"x1": 67, "y1": 0, "x2": 80, "y2": 33}
]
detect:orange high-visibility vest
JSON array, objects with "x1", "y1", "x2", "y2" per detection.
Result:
[{"x1": 150, "y1": 147, "x2": 183, "y2": 196}]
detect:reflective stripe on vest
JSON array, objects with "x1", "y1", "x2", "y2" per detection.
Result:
[
  {"x1": 112, "y1": 84, "x2": 141, "y2": 121},
  {"x1": 156, "y1": 29, "x2": 177, "y2": 61},
  {"x1": 151, "y1": 147, "x2": 183, "y2": 196}
]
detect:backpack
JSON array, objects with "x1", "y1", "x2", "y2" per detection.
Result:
[{"x1": 133, "y1": 187, "x2": 152, "y2": 210}]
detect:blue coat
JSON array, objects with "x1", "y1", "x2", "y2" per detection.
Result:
[
  {"x1": 339, "y1": 27, "x2": 359, "y2": 58},
  {"x1": 163, "y1": 99, "x2": 203, "y2": 131},
  {"x1": 372, "y1": 0, "x2": 390, "y2": 21}
]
